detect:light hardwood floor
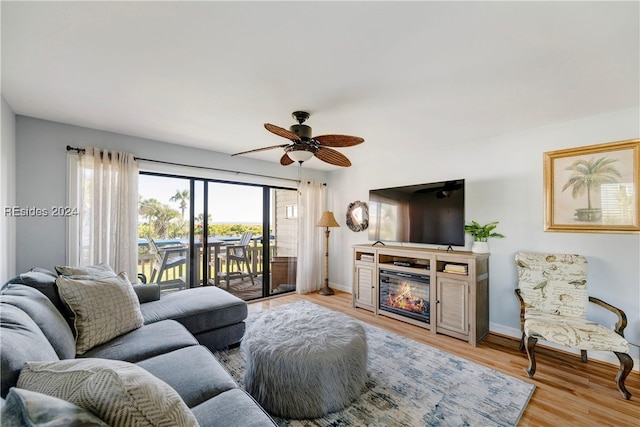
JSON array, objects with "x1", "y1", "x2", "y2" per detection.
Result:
[{"x1": 247, "y1": 290, "x2": 640, "y2": 427}]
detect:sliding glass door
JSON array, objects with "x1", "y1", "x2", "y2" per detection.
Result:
[
  {"x1": 138, "y1": 174, "x2": 192, "y2": 290},
  {"x1": 137, "y1": 172, "x2": 298, "y2": 300}
]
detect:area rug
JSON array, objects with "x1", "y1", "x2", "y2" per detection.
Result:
[{"x1": 214, "y1": 301, "x2": 535, "y2": 427}]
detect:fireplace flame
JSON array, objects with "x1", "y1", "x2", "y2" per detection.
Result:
[{"x1": 386, "y1": 282, "x2": 425, "y2": 313}]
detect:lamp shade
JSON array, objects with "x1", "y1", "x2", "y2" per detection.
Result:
[
  {"x1": 287, "y1": 149, "x2": 314, "y2": 163},
  {"x1": 317, "y1": 211, "x2": 340, "y2": 228}
]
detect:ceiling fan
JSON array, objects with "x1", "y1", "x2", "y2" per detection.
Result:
[{"x1": 231, "y1": 111, "x2": 364, "y2": 167}]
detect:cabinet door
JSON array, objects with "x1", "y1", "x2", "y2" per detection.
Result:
[
  {"x1": 436, "y1": 277, "x2": 469, "y2": 335},
  {"x1": 355, "y1": 263, "x2": 375, "y2": 309}
]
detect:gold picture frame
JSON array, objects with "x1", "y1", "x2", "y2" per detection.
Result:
[{"x1": 544, "y1": 138, "x2": 640, "y2": 233}]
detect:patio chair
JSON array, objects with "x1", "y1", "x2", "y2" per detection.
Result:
[
  {"x1": 147, "y1": 237, "x2": 188, "y2": 292},
  {"x1": 514, "y1": 252, "x2": 633, "y2": 399},
  {"x1": 217, "y1": 231, "x2": 255, "y2": 289}
]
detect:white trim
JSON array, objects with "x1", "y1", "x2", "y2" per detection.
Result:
[{"x1": 330, "y1": 281, "x2": 351, "y2": 294}]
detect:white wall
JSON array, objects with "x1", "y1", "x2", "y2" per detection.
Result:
[
  {"x1": 1, "y1": 95, "x2": 17, "y2": 282},
  {"x1": 14, "y1": 116, "x2": 327, "y2": 273},
  {"x1": 12, "y1": 111, "x2": 640, "y2": 368},
  {"x1": 327, "y1": 107, "x2": 640, "y2": 367}
]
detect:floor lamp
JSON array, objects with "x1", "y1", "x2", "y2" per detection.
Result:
[{"x1": 317, "y1": 211, "x2": 340, "y2": 296}]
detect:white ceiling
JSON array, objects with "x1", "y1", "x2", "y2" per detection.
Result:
[{"x1": 2, "y1": 1, "x2": 639, "y2": 171}]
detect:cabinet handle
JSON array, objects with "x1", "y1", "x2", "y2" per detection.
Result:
[{"x1": 436, "y1": 300, "x2": 440, "y2": 304}]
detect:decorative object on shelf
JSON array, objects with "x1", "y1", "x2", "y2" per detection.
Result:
[
  {"x1": 464, "y1": 221, "x2": 505, "y2": 254},
  {"x1": 346, "y1": 201, "x2": 369, "y2": 232},
  {"x1": 544, "y1": 138, "x2": 639, "y2": 233},
  {"x1": 444, "y1": 264, "x2": 468, "y2": 275},
  {"x1": 317, "y1": 211, "x2": 340, "y2": 295}
]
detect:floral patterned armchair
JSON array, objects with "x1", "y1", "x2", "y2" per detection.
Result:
[{"x1": 514, "y1": 252, "x2": 633, "y2": 399}]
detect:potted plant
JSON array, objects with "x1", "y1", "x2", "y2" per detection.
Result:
[{"x1": 464, "y1": 221, "x2": 505, "y2": 253}]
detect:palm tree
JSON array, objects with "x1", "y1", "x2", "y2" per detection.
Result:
[
  {"x1": 562, "y1": 156, "x2": 621, "y2": 209},
  {"x1": 170, "y1": 189, "x2": 190, "y2": 220},
  {"x1": 139, "y1": 198, "x2": 181, "y2": 238}
]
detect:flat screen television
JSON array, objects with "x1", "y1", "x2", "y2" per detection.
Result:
[{"x1": 368, "y1": 179, "x2": 465, "y2": 246}]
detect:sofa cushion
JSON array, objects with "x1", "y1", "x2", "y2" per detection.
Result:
[
  {"x1": 79, "y1": 320, "x2": 198, "y2": 363},
  {"x1": 5, "y1": 268, "x2": 69, "y2": 318},
  {"x1": 141, "y1": 286, "x2": 247, "y2": 334},
  {"x1": 0, "y1": 304, "x2": 59, "y2": 399},
  {"x1": 0, "y1": 284, "x2": 76, "y2": 360},
  {"x1": 17, "y1": 358, "x2": 199, "y2": 427},
  {"x1": 191, "y1": 389, "x2": 276, "y2": 427},
  {"x1": 1, "y1": 387, "x2": 109, "y2": 426},
  {"x1": 54, "y1": 263, "x2": 115, "y2": 277},
  {"x1": 191, "y1": 321, "x2": 246, "y2": 351},
  {"x1": 136, "y1": 345, "x2": 237, "y2": 408},
  {"x1": 57, "y1": 273, "x2": 144, "y2": 355},
  {"x1": 132, "y1": 283, "x2": 161, "y2": 303}
]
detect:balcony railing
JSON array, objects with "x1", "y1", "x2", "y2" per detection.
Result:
[{"x1": 137, "y1": 236, "x2": 275, "y2": 286}]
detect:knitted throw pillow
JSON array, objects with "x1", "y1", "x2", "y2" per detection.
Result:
[
  {"x1": 56, "y1": 273, "x2": 144, "y2": 354},
  {"x1": 17, "y1": 359, "x2": 199, "y2": 427}
]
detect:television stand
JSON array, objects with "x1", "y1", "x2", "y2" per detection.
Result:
[
  {"x1": 352, "y1": 244, "x2": 490, "y2": 346},
  {"x1": 372, "y1": 240, "x2": 385, "y2": 246}
]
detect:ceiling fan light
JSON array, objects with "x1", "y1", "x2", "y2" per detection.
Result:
[{"x1": 287, "y1": 150, "x2": 314, "y2": 163}]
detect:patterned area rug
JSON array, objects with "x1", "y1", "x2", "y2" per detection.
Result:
[{"x1": 214, "y1": 301, "x2": 535, "y2": 426}]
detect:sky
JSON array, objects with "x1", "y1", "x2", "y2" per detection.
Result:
[{"x1": 139, "y1": 174, "x2": 264, "y2": 223}]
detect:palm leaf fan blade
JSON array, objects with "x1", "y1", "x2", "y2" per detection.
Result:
[
  {"x1": 232, "y1": 144, "x2": 289, "y2": 156},
  {"x1": 315, "y1": 146, "x2": 352, "y2": 167},
  {"x1": 280, "y1": 153, "x2": 294, "y2": 166},
  {"x1": 264, "y1": 123, "x2": 302, "y2": 141},
  {"x1": 314, "y1": 134, "x2": 364, "y2": 147}
]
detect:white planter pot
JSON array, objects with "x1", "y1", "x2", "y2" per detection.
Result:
[{"x1": 471, "y1": 241, "x2": 489, "y2": 254}]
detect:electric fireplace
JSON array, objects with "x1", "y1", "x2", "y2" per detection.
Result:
[{"x1": 379, "y1": 269, "x2": 430, "y2": 323}]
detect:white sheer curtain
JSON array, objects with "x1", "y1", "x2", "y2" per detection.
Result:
[
  {"x1": 76, "y1": 147, "x2": 138, "y2": 279},
  {"x1": 296, "y1": 181, "x2": 325, "y2": 294}
]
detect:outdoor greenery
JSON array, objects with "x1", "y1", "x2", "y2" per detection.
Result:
[
  {"x1": 138, "y1": 189, "x2": 263, "y2": 241},
  {"x1": 464, "y1": 221, "x2": 505, "y2": 242}
]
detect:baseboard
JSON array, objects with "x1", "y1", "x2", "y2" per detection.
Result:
[
  {"x1": 329, "y1": 282, "x2": 351, "y2": 294},
  {"x1": 490, "y1": 322, "x2": 640, "y2": 372}
]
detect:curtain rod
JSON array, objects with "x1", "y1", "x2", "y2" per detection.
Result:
[{"x1": 66, "y1": 145, "x2": 304, "y2": 184}]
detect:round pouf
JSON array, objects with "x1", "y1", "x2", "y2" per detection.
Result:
[{"x1": 241, "y1": 302, "x2": 368, "y2": 419}]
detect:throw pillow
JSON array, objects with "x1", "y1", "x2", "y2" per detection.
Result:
[
  {"x1": 17, "y1": 359, "x2": 199, "y2": 427},
  {"x1": 55, "y1": 263, "x2": 115, "y2": 277},
  {"x1": 56, "y1": 273, "x2": 144, "y2": 354},
  {"x1": 1, "y1": 387, "x2": 109, "y2": 426}
]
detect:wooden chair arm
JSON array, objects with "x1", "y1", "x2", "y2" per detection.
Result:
[
  {"x1": 589, "y1": 296, "x2": 628, "y2": 337},
  {"x1": 222, "y1": 244, "x2": 248, "y2": 258},
  {"x1": 161, "y1": 245, "x2": 188, "y2": 254},
  {"x1": 514, "y1": 289, "x2": 526, "y2": 330}
]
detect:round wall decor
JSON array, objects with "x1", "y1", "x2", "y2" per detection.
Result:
[{"x1": 346, "y1": 201, "x2": 369, "y2": 232}]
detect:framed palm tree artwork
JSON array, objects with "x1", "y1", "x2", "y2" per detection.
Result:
[{"x1": 544, "y1": 138, "x2": 640, "y2": 233}]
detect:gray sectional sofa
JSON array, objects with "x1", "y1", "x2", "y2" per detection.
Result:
[{"x1": 0, "y1": 267, "x2": 277, "y2": 426}]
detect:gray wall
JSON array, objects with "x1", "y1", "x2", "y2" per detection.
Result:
[
  {"x1": 327, "y1": 107, "x2": 640, "y2": 366},
  {"x1": 14, "y1": 116, "x2": 327, "y2": 274},
  {"x1": 1, "y1": 96, "x2": 17, "y2": 281}
]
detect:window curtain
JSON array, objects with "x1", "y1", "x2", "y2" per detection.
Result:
[
  {"x1": 296, "y1": 181, "x2": 325, "y2": 294},
  {"x1": 77, "y1": 147, "x2": 138, "y2": 279}
]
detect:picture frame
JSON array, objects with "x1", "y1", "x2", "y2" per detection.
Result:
[{"x1": 544, "y1": 138, "x2": 639, "y2": 233}]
